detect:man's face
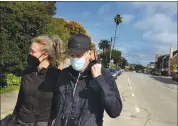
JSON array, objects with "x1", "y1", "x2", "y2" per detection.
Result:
[
  {"x1": 29, "y1": 42, "x2": 48, "y2": 62},
  {"x1": 69, "y1": 50, "x2": 91, "y2": 70}
]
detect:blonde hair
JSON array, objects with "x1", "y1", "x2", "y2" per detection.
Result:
[
  {"x1": 90, "y1": 42, "x2": 96, "y2": 51},
  {"x1": 31, "y1": 35, "x2": 62, "y2": 63}
]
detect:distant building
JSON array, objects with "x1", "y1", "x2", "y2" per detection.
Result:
[
  {"x1": 170, "y1": 49, "x2": 178, "y2": 75},
  {"x1": 155, "y1": 45, "x2": 178, "y2": 76},
  {"x1": 146, "y1": 62, "x2": 156, "y2": 74},
  {"x1": 147, "y1": 62, "x2": 156, "y2": 69},
  {"x1": 126, "y1": 64, "x2": 137, "y2": 70}
]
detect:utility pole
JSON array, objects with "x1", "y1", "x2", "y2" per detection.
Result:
[
  {"x1": 120, "y1": 51, "x2": 122, "y2": 68},
  {"x1": 109, "y1": 37, "x2": 113, "y2": 68},
  {"x1": 109, "y1": 37, "x2": 118, "y2": 68}
]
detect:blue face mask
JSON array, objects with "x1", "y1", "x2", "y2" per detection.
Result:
[{"x1": 70, "y1": 56, "x2": 86, "y2": 72}]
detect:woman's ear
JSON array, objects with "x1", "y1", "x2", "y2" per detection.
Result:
[{"x1": 43, "y1": 52, "x2": 49, "y2": 58}]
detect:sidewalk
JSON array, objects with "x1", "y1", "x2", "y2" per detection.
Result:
[{"x1": 0, "y1": 91, "x2": 18, "y2": 119}]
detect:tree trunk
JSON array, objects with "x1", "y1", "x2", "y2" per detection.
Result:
[{"x1": 113, "y1": 24, "x2": 118, "y2": 50}]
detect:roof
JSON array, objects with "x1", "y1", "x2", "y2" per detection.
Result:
[
  {"x1": 158, "y1": 54, "x2": 169, "y2": 61},
  {"x1": 173, "y1": 50, "x2": 178, "y2": 56}
]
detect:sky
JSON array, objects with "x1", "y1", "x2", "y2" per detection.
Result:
[{"x1": 54, "y1": 2, "x2": 177, "y2": 65}]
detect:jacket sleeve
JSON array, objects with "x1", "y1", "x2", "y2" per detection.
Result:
[
  {"x1": 92, "y1": 68, "x2": 122, "y2": 118},
  {"x1": 50, "y1": 84, "x2": 60, "y2": 120},
  {"x1": 12, "y1": 77, "x2": 24, "y2": 116},
  {"x1": 50, "y1": 69, "x2": 61, "y2": 120}
]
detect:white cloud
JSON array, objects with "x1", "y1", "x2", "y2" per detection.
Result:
[
  {"x1": 97, "y1": 3, "x2": 111, "y2": 16},
  {"x1": 143, "y1": 31, "x2": 177, "y2": 45},
  {"x1": 132, "y1": 2, "x2": 177, "y2": 55},
  {"x1": 134, "y1": 13, "x2": 177, "y2": 33},
  {"x1": 122, "y1": 14, "x2": 134, "y2": 24},
  {"x1": 116, "y1": 42, "x2": 155, "y2": 65},
  {"x1": 132, "y1": 2, "x2": 177, "y2": 16}
]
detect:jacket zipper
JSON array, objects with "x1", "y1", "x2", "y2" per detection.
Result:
[{"x1": 73, "y1": 73, "x2": 80, "y2": 98}]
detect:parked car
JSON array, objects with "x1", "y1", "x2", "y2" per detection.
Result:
[
  {"x1": 136, "y1": 69, "x2": 142, "y2": 73},
  {"x1": 155, "y1": 69, "x2": 161, "y2": 76},
  {"x1": 151, "y1": 69, "x2": 156, "y2": 75},
  {"x1": 172, "y1": 72, "x2": 178, "y2": 81},
  {"x1": 116, "y1": 68, "x2": 122, "y2": 75},
  {"x1": 108, "y1": 69, "x2": 119, "y2": 79},
  {"x1": 161, "y1": 70, "x2": 168, "y2": 76},
  {"x1": 143, "y1": 70, "x2": 148, "y2": 74}
]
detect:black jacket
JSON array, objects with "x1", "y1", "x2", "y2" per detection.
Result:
[
  {"x1": 54, "y1": 63, "x2": 122, "y2": 126},
  {"x1": 13, "y1": 65, "x2": 60, "y2": 123}
]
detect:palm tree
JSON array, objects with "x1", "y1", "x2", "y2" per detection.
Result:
[
  {"x1": 113, "y1": 14, "x2": 122, "y2": 49},
  {"x1": 98, "y1": 40, "x2": 111, "y2": 54},
  {"x1": 109, "y1": 14, "x2": 122, "y2": 68}
]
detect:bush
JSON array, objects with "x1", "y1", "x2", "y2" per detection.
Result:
[
  {"x1": 5, "y1": 73, "x2": 21, "y2": 86},
  {"x1": 111, "y1": 64, "x2": 117, "y2": 69}
]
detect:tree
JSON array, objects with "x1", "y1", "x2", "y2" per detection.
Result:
[
  {"x1": 135, "y1": 64, "x2": 145, "y2": 70},
  {"x1": 45, "y1": 17, "x2": 71, "y2": 64},
  {"x1": 109, "y1": 14, "x2": 122, "y2": 68},
  {"x1": 0, "y1": 2, "x2": 56, "y2": 74},
  {"x1": 100, "y1": 49, "x2": 122, "y2": 68},
  {"x1": 121, "y1": 57, "x2": 128, "y2": 68},
  {"x1": 111, "y1": 49, "x2": 121, "y2": 67},
  {"x1": 65, "y1": 20, "x2": 87, "y2": 36},
  {"x1": 113, "y1": 14, "x2": 122, "y2": 49},
  {"x1": 98, "y1": 40, "x2": 111, "y2": 54}
]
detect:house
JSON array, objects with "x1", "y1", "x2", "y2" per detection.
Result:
[
  {"x1": 170, "y1": 50, "x2": 178, "y2": 74},
  {"x1": 155, "y1": 54, "x2": 169, "y2": 71},
  {"x1": 155, "y1": 46, "x2": 178, "y2": 76},
  {"x1": 127, "y1": 64, "x2": 137, "y2": 70}
]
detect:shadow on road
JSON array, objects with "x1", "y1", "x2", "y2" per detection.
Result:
[{"x1": 150, "y1": 76, "x2": 178, "y2": 85}]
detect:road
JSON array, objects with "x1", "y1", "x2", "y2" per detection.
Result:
[
  {"x1": 104, "y1": 71, "x2": 177, "y2": 126},
  {"x1": 1, "y1": 72, "x2": 177, "y2": 126}
]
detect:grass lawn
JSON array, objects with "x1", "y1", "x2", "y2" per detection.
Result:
[{"x1": 0, "y1": 85, "x2": 20, "y2": 94}]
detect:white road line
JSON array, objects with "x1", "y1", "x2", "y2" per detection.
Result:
[
  {"x1": 130, "y1": 87, "x2": 132, "y2": 89},
  {"x1": 128, "y1": 77, "x2": 131, "y2": 85},
  {"x1": 135, "y1": 106, "x2": 140, "y2": 113},
  {"x1": 132, "y1": 93, "x2": 135, "y2": 96}
]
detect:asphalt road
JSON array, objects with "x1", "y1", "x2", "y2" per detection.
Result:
[
  {"x1": 1, "y1": 71, "x2": 177, "y2": 126},
  {"x1": 103, "y1": 71, "x2": 177, "y2": 126}
]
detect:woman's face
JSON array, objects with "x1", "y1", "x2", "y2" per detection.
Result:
[{"x1": 29, "y1": 42, "x2": 48, "y2": 62}]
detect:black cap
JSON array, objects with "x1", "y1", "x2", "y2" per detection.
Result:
[{"x1": 65, "y1": 33, "x2": 91, "y2": 54}]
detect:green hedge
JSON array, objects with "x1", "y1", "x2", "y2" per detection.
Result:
[
  {"x1": 5, "y1": 73, "x2": 21, "y2": 86},
  {"x1": 111, "y1": 64, "x2": 117, "y2": 69},
  {"x1": 0, "y1": 85, "x2": 20, "y2": 94}
]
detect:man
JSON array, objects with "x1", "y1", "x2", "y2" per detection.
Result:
[{"x1": 54, "y1": 33, "x2": 122, "y2": 126}]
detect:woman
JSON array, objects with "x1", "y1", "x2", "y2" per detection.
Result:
[
  {"x1": 90, "y1": 42, "x2": 101, "y2": 62},
  {"x1": 12, "y1": 35, "x2": 62, "y2": 126}
]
